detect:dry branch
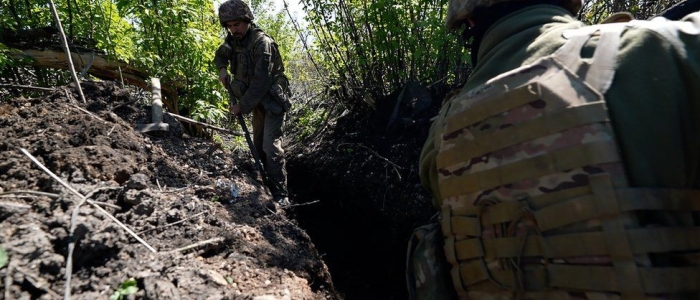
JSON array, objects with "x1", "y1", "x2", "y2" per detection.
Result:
[
  {"x1": 47, "y1": 0, "x2": 86, "y2": 104},
  {"x1": 64, "y1": 195, "x2": 89, "y2": 300},
  {"x1": 15, "y1": 265, "x2": 61, "y2": 299},
  {"x1": 0, "y1": 202, "x2": 31, "y2": 210},
  {"x1": 167, "y1": 237, "x2": 224, "y2": 254},
  {"x1": 19, "y1": 148, "x2": 158, "y2": 253},
  {"x1": 0, "y1": 84, "x2": 55, "y2": 93},
  {"x1": 0, "y1": 190, "x2": 60, "y2": 198},
  {"x1": 138, "y1": 212, "x2": 206, "y2": 234},
  {"x1": 166, "y1": 112, "x2": 244, "y2": 137},
  {"x1": 3, "y1": 260, "x2": 12, "y2": 300},
  {"x1": 338, "y1": 143, "x2": 403, "y2": 181}
]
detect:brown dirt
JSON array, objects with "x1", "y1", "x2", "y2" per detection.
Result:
[{"x1": 0, "y1": 81, "x2": 339, "y2": 300}]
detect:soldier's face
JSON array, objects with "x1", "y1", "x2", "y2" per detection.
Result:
[{"x1": 226, "y1": 20, "x2": 249, "y2": 39}]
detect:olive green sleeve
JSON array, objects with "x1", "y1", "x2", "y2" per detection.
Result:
[
  {"x1": 213, "y1": 43, "x2": 231, "y2": 71},
  {"x1": 605, "y1": 13, "x2": 700, "y2": 188},
  {"x1": 419, "y1": 123, "x2": 441, "y2": 207},
  {"x1": 419, "y1": 102, "x2": 452, "y2": 207}
]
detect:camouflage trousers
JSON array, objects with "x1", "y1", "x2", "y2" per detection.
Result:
[
  {"x1": 252, "y1": 106, "x2": 287, "y2": 198},
  {"x1": 406, "y1": 222, "x2": 458, "y2": 300}
]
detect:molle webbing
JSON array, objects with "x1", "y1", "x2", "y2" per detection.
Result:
[
  {"x1": 442, "y1": 177, "x2": 700, "y2": 296},
  {"x1": 436, "y1": 24, "x2": 700, "y2": 298}
]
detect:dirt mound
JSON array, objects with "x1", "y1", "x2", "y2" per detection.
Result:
[{"x1": 0, "y1": 81, "x2": 339, "y2": 299}]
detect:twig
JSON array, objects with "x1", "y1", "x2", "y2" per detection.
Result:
[
  {"x1": 0, "y1": 202, "x2": 31, "y2": 210},
  {"x1": 47, "y1": 0, "x2": 86, "y2": 103},
  {"x1": 0, "y1": 190, "x2": 60, "y2": 198},
  {"x1": 138, "y1": 212, "x2": 205, "y2": 234},
  {"x1": 165, "y1": 112, "x2": 244, "y2": 137},
  {"x1": 156, "y1": 179, "x2": 162, "y2": 191},
  {"x1": 70, "y1": 103, "x2": 104, "y2": 121},
  {"x1": 90, "y1": 201, "x2": 121, "y2": 210},
  {"x1": 4, "y1": 259, "x2": 12, "y2": 300},
  {"x1": 107, "y1": 125, "x2": 116, "y2": 136},
  {"x1": 282, "y1": 200, "x2": 320, "y2": 208},
  {"x1": 427, "y1": 75, "x2": 450, "y2": 88},
  {"x1": 20, "y1": 148, "x2": 157, "y2": 253},
  {"x1": 15, "y1": 265, "x2": 61, "y2": 299},
  {"x1": 338, "y1": 143, "x2": 403, "y2": 181},
  {"x1": 167, "y1": 237, "x2": 224, "y2": 254},
  {"x1": 264, "y1": 208, "x2": 297, "y2": 227},
  {"x1": 0, "y1": 84, "x2": 55, "y2": 93},
  {"x1": 64, "y1": 194, "x2": 89, "y2": 300}
]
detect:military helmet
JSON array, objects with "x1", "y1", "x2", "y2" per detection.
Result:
[
  {"x1": 445, "y1": 0, "x2": 582, "y2": 30},
  {"x1": 218, "y1": 0, "x2": 254, "y2": 26}
]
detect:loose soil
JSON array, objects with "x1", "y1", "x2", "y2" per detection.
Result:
[
  {"x1": 0, "y1": 81, "x2": 338, "y2": 299},
  {"x1": 0, "y1": 80, "x2": 444, "y2": 300}
]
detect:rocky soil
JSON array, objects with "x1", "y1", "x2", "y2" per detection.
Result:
[{"x1": 0, "y1": 81, "x2": 340, "y2": 300}]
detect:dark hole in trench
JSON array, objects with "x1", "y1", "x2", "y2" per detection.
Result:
[
  {"x1": 289, "y1": 188, "x2": 410, "y2": 300},
  {"x1": 286, "y1": 155, "x2": 433, "y2": 300}
]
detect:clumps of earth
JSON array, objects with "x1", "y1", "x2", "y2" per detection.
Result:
[{"x1": 0, "y1": 81, "x2": 340, "y2": 299}]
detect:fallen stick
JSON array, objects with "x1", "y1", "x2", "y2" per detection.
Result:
[
  {"x1": 138, "y1": 212, "x2": 206, "y2": 234},
  {"x1": 0, "y1": 202, "x2": 31, "y2": 210},
  {"x1": 19, "y1": 148, "x2": 157, "y2": 253},
  {"x1": 167, "y1": 237, "x2": 224, "y2": 254},
  {"x1": 0, "y1": 84, "x2": 55, "y2": 93},
  {"x1": 4, "y1": 259, "x2": 12, "y2": 300},
  {"x1": 165, "y1": 112, "x2": 244, "y2": 136},
  {"x1": 15, "y1": 265, "x2": 61, "y2": 299},
  {"x1": 64, "y1": 195, "x2": 89, "y2": 300},
  {"x1": 0, "y1": 190, "x2": 60, "y2": 198},
  {"x1": 282, "y1": 200, "x2": 320, "y2": 208},
  {"x1": 338, "y1": 143, "x2": 403, "y2": 181},
  {"x1": 47, "y1": 0, "x2": 86, "y2": 103}
]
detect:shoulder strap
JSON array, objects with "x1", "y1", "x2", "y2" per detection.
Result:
[{"x1": 554, "y1": 23, "x2": 625, "y2": 94}]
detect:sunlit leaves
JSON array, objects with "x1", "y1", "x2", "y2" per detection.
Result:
[{"x1": 301, "y1": 0, "x2": 464, "y2": 104}]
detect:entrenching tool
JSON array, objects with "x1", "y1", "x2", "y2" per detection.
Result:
[
  {"x1": 137, "y1": 78, "x2": 170, "y2": 134},
  {"x1": 226, "y1": 82, "x2": 268, "y2": 183}
]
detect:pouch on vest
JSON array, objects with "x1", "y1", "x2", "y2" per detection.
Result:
[
  {"x1": 230, "y1": 79, "x2": 246, "y2": 99},
  {"x1": 406, "y1": 222, "x2": 458, "y2": 300},
  {"x1": 269, "y1": 75, "x2": 292, "y2": 112}
]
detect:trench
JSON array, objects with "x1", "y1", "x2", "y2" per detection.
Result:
[{"x1": 287, "y1": 154, "x2": 434, "y2": 300}]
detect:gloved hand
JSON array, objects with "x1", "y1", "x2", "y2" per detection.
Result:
[{"x1": 219, "y1": 68, "x2": 230, "y2": 87}]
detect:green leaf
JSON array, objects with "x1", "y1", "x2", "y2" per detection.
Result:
[
  {"x1": 109, "y1": 291, "x2": 122, "y2": 300},
  {"x1": 122, "y1": 286, "x2": 139, "y2": 295},
  {"x1": 0, "y1": 247, "x2": 7, "y2": 269},
  {"x1": 121, "y1": 278, "x2": 137, "y2": 289}
]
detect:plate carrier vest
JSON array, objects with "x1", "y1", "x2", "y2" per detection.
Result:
[{"x1": 435, "y1": 23, "x2": 700, "y2": 299}]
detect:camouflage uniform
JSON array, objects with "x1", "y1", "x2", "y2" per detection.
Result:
[
  {"x1": 411, "y1": 3, "x2": 700, "y2": 299},
  {"x1": 214, "y1": 0, "x2": 291, "y2": 200}
]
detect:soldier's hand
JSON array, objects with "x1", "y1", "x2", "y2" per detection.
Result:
[
  {"x1": 219, "y1": 68, "x2": 230, "y2": 87},
  {"x1": 230, "y1": 104, "x2": 242, "y2": 115}
]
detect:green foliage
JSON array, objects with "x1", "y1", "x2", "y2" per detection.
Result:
[
  {"x1": 109, "y1": 278, "x2": 138, "y2": 300},
  {"x1": 0, "y1": 247, "x2": 7, "y2": 269},
  {"x1": 296, "y1": 105, "x2": 327, "y2": 139},
  {"x1": 300, "y1": 0, "x2": 465, "y2": 104}
]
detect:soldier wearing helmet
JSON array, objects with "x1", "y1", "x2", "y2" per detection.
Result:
[
  {"x1": 214, "y1": 0, "x2": 292, "y2": 206},
  {"x1": 409, "y1": 0, "x2": 700, "y2": 298}
]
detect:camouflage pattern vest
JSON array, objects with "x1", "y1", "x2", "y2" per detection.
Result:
[
  {"x1": 229, "y1": 28, "x2": 291, "y2": 112},
  {"x1": 435, "y1": 22, "x2": 700, "y2": 299},
  {"x1": 230, "y1": 28, "x2": 284, "y2": 87}
]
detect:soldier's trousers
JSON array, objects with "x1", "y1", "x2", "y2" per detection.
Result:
[{"x1": 252, "y1": 106, "x2": 288, "y2": 198}]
